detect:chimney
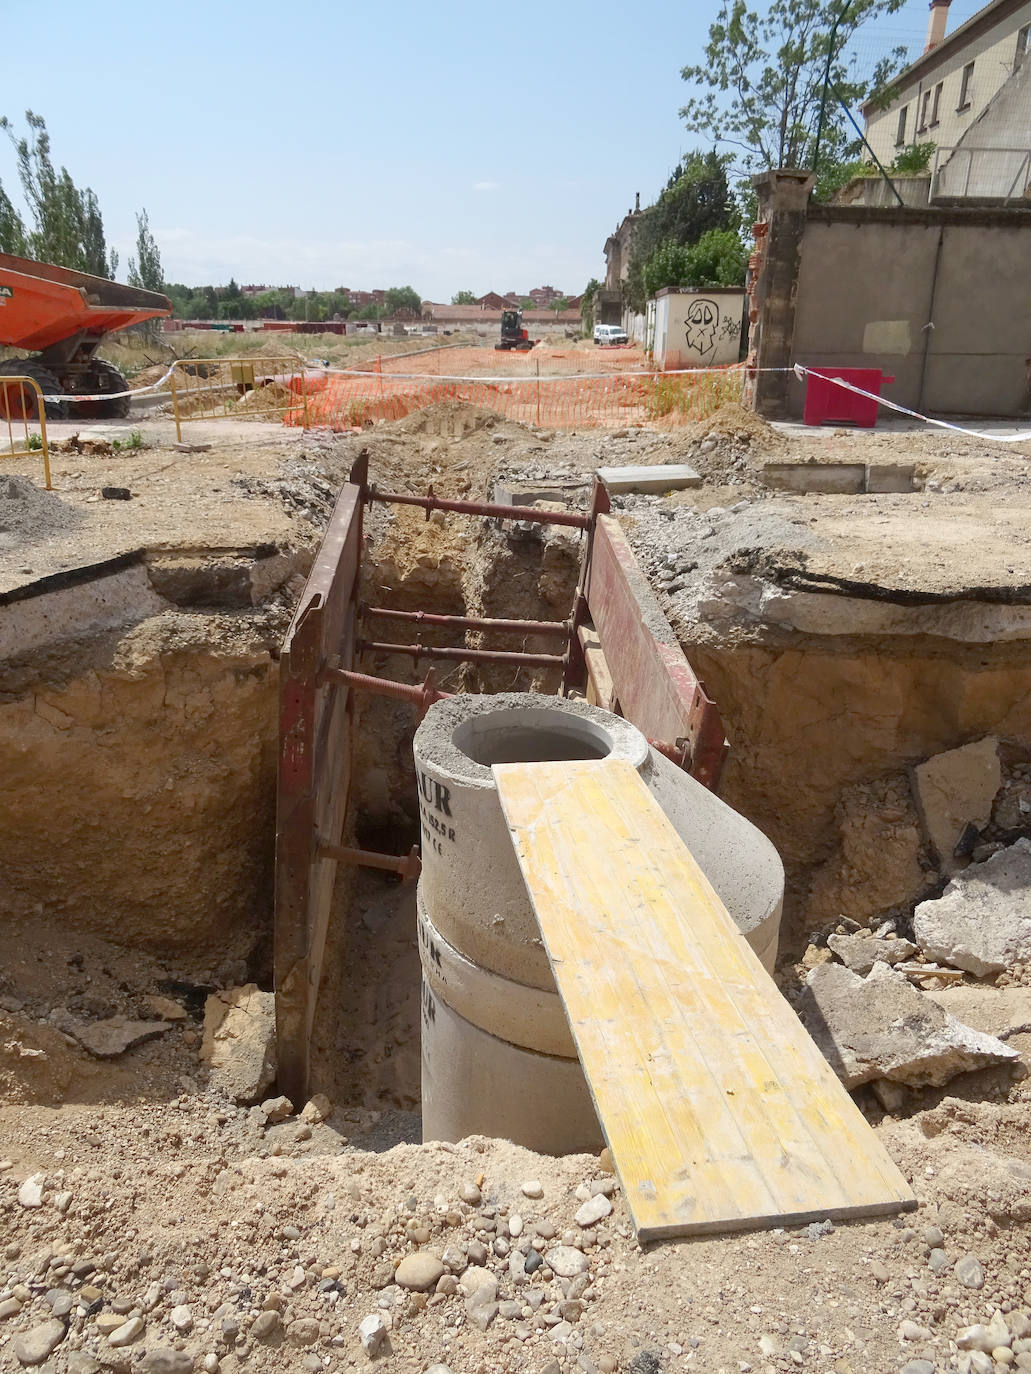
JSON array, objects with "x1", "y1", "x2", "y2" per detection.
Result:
[
  {"x1": 925, "y1": 0, "x2": 950, "y2": 52},
  {"x1": 635, "y1": 192, "x2": 641, "y2": 212}
]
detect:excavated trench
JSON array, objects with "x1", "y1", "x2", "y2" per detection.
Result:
[
  {"x1": 308, "y1": 500, "x2": 584, "y2": 1119},
  {"x1": 5, "y1": 406, "x2": 1031, "y2": 1139}
]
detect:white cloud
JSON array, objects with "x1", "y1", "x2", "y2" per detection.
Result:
[{"x1": 472, "y1": 180, "x2": 500, "y2": 192}]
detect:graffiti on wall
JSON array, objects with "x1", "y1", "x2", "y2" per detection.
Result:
[{"x1": 685, "y1": 299, "x2": 719, "y2": 357}]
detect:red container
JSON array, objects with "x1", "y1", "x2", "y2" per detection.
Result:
[{"x1": 803, "y1": 367, "x2": 894, "y2": 428}]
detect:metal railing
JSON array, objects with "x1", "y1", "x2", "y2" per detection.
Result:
[
  {"x1": 932, "y1": 145, "x2": 1031, "y2": 202},
  {"x1": 169, "y1": 355, "x2": 310, "y2": 441},
  {"x1": 0, "y1": 376, "x2": 52, "y2": 489}
]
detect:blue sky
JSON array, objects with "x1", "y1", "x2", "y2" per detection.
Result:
[{"x1": 1, "y1": 0, "x2": 984, "y2": 300}]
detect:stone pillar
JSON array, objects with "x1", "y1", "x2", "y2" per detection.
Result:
[{"x1": 748, "y1": 169, "x2": 816, "y2": 418}]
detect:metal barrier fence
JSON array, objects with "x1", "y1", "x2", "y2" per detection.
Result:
[
  {"x1": 0, "y1": 376, "x2": 52, "y2": 489},
  {"x1": 288, "y1": 365, "x2": 746, "y2": 432},
  {"x1": 169, "y1": 355, "x2": 309, "y2": 441}
]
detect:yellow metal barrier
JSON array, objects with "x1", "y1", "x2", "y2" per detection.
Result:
[
  {"x1": 169, "y1": 356, "x2": 309, "y2": 441},
  {"x1": 0, "y1": 376, "x2": 52, "y2": 489}
]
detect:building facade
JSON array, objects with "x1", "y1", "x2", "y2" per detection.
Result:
[{"x1": 863, "y1": 0, "x2": 1031, "y2": 199}]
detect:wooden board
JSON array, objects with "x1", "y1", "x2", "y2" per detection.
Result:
[
  {"x1": 494, "y1": 758, "x2": 915, "y2": 1241},
  {"x1": 577, "y1": 626, "x2": 618, "y2": 713}
]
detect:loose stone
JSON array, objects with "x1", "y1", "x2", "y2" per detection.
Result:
[
  {"x1": 545, "y1": 1246, "x2": 590, "y2": 1278},
  {"x1": 108, "y1": 1317, "x2": 146, "y2": 1347},
  {"x1": 141, "y1": 1353, "x2": 194, "y2": 1374},
  {"x1": 286, "y1": 1318, "x2": 321, "y2": 1346},
  {"x1": 956, "y1": 1254, "x2": 987, "y2": 1290},
  {"x1": 521, "y1": 1180, "x2": 544, "y2": 1199},
  {"x1": 575, "y1": 1194, "x2": 612, "y2": 1227},
  {"x1": 358, "y1": 1313, "x2": 388, "y2": 1356},
  {"x1": 17, "y1": 1173, "x2": 44, "y2": 1208},
  {"x1": 170, "y1": 1304, "x2": 193, "y2": 1333},
  {"x1": 251, "y1": 1310, "x2": 281, "y2": 1341},
  {"x1": 13, "y1": 1320, "x2": 67, "y2": 1366},
  {"x1": 395, "y1": 1252, "x2": 445, "y2": 1291}
]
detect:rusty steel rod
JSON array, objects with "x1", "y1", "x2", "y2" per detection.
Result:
[
  {"x1": 362, "y1": 606, "x2": 569, "y2": 637},
  {"x1": 317, "y1": 840, "x2": 421, "y2": 881},
  {"x1": 360, "y1": 640, "x2": 567, "y2": 669},
  {"x1": 320, "y1": 665, "x2": 452, "y2": 713},
  {"x1": 365, "y1": 486, "x2": 590, "y2": 530}
]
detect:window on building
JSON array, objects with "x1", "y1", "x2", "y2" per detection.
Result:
[
  {"x1": 958, "y1": 61, "x2": 975, "y2": 110},
  {"x1": 1017, "y1": 24, "x2": 1030, "y2": 68},
  {"x1": 930, "y1": 81, "x2": 943, "y2": 126},
  {"x1": 896, "y1": 104, "x2": 908, "y2": 145},
  {"x1": 918, "y1": 88, "x2": 932, "y2": 131}
]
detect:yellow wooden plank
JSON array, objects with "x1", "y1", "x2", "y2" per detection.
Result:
[{"x1": 493, "y1": 758, "x2": 916, "y2": 1241}]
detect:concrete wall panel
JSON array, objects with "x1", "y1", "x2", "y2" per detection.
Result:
[{"x1": 781, "y1": 209, "x2": 1031, "y2": 418}]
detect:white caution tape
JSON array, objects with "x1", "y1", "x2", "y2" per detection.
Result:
[
  {"x1": 35, "y1": 361, "x2": 179, "y2": 405},
  {"x1": 794, "y1": 366, "x2": 1031, "y2": 445},
  {"x1": 307, "y1": 363, "x2": 751, "y2": 384}
]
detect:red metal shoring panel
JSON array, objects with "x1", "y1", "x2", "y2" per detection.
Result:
[
  {"x1": 275, "y1": 474, "x2": 365, "y2": 1105},
  {"x1": 585, "y1": 515, "x2": 727, "y2": 790}
]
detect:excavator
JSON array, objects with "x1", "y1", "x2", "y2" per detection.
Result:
[
  {"x1": 0, "y1": 251, "x2": 171, "y2": 420},
  {"x1": 494, "y1": 307, "x2": 536, "y2": 352}
]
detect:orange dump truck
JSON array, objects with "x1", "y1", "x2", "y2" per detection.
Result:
[{"x1": 0, "y1": 251, "x2": 171, "y2": 420}]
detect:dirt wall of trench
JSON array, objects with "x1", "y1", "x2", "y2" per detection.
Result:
[
  {"x1": 0, "y1": 615, "x2": 278, "y2": 967},
  {"x1": 690, "y1": 635, "x2": 1031, "y2": 951}
]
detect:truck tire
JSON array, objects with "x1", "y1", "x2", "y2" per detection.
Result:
[
  {"x1": 69, "y1": 359, "x2": 132, "y2": 420},
  {"x1": 0, "y1": 359, "x2": 67, "y2": 421}
]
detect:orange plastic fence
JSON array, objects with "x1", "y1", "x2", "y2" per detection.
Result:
[{"x1": 285, "y1": 364, "x2": 745, "y2": 431}]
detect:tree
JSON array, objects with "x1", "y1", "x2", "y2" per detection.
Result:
[
  {"x1": 384, "y1": 285, "x2": 422, "y2": 317},
  {"x1": 624, "y1": 152, "x2": 739, "y2": 312},
  {"x1": 642, "y1": 241, "x2": 691, "y2": 299},
  {"x1": 811, "y1": 137, "x2": 935, "y2": 201},
  {"x1": 549, "y1": 296, "x2": 572, "y2": 313},
  {"x1": 580, "y1": 278, "x2": 601, "y2": 334},
  {"x1": 452, "y1": 289, "x2": 477, "y2": 305},
  {"x1": 0, "y1": 111, "x2": 117, "y2": 276},
  {"x1": 0, "y1": 179, "x2": 25, "y2": 255},
  {"x1": 680, "y1": 0, "x2": 907, "y2": 181},
  {"x1": 127, "y1": 209, "x2": 163, "y2": 291}
]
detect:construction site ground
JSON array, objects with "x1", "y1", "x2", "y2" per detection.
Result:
[{"x1": 4, "y1": 387, "x2": 1031, "y2": 1374}]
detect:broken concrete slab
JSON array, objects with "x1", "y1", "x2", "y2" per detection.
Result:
[
  {"x1": 827, "y1": 931, "x2": 917, "y2": 975},
  {"x1": 913, "y1": 839, "x2": 1031, "y2": 978},
  {"x1": 199, "y1": 983, "x2": 276, "y2": 1105},
  {"x1": 596, "y1": 464, "x2": 702, "y2": 495},
  {"x1": 992, "y1": 778, "x2": 1031, "y2": 832},
  {"x1": 912, "y1": 737, "x2": 1001, "y2": 871},
  {"x1": 798, "y1": 961, "x2": 1019, "y2": 1088},
  {"x1": 925, "y1": 983, "x2": 1031, "y2": 1044},
  {"x1": 143, "y1": 995, "x2": 187, "y2": 1022},
  {"x1": 763, "y1": 461, "x2": 866, "y2": 495},
  {"x1": 70, "y1": 1016, "x2": 170, "y2": 1059},
  {"x1": 865, "y1": 463, "x2": 916, "y2": 494}
]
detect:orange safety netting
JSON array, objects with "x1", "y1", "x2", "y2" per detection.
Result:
[{"x1": 284, "y1": 353, "x2": 745, "y2": 432}]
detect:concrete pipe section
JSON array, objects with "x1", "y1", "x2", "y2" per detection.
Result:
[{"x1": 413, "y1": 692, "x2": 784, "y2": 1154}]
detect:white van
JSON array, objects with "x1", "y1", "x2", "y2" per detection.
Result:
[{"x1": 594, "y1": 324, "x2": 629, "y2": 346}]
